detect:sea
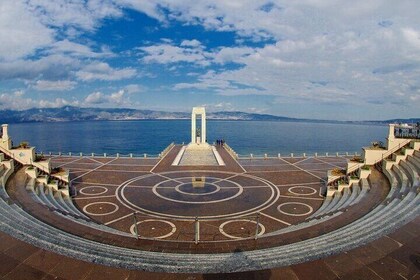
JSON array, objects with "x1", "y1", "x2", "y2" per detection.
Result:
[{"x1": 8, "y1": 120, "x2": 388, "y2": 157}]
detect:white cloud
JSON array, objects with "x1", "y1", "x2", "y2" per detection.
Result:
[
  {"x1": 32, "y1": 80, "x2": 77, "y2": 91},
  {"x1": 0, "y1": 90, "x2": 78, "y2": 110},
  {"x1": 47, "y1": 40, "x2": 113, "y2": 58},
  {"x1": 140, "y1": 41, "x2": 256, "y2": 67},
  {"x1": 26, "y1": 0, "x2": 122, "y2": 31},
  {"x1": 1, "y1": 0, "x2": 420, "y2": 119},
  {"x1": 140, "y1": 41, "x2": 211, "y2": 66},
  {"x1": 0, "y1": 0, "x2": 122, "y2": 61},
  {"x1": 124, "y1": 84, "x2": 144, "y2": 94},
  {"x1": 76, "y1": 62, "x2": 137, "y2": 81},
  {"x1": 84, "y1": 92, "x2": 108, "y2": 104},
  {"x1": 402, "y1": 28, "x2": 420, "y2": 50},
  {"x1": 0, "y1": 54, "x2": 79, "y2": 80},
  {"x1": 180, "y1": 39, "x2": 202, "y2": 48},
  {"x1": 211, "y1": 46, "x2": 254, "y2": 64},
  {"x1": 0, "y1": 0, "x2": 54, "y2": 60},
  {"x1": 84, "y1": 89, "x2": 132, "y2": 106},
  {"x1": 200, "y1": 102, "x2": 235, "y2": 112}
]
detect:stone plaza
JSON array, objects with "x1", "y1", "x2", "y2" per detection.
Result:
[{"x1": 0, "y1": 108, "x2": 419, "y2": 279}]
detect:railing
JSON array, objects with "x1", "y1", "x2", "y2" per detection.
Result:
[
  {"x1": 32, "y1": 160, "x2": 51, "y2": 175},
  {"x1": 223, "y1": 143, "x2": 239, "y2": 159},
  {"x1": 0, "y1": 145, "x2": 11, "y2": 159},
  {"x1": 130, "y1": 212, "x2": 262, "y2": 243},
  {"x1": 346, "y1": 162, "x2": 362, "y2": 175},
  {"x1": 44, "y1": 152, "x2": 161, "y2": 159},
  {"x1": 238, "y1": 151, "x2": 359, "y2": 159},
  {"x1": 159, "y1": 142, "x2": 175, "y2": 158},
  {"x1": 378, "y1": 139, "x2": 411, "y2": 164},
  {"x1": 327, "y1": 139, "x2": 412, "y2": 188}
]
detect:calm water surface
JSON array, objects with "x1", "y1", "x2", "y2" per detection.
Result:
[{"x1": 8, "y1": 120, "x2": 388, "y2": 156}]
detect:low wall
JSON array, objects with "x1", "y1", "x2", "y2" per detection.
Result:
[{"x1": 362, "y1": 148, "x2": 387, "y2": 165}]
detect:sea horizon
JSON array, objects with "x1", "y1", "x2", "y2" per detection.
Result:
[{"x1": 8, "y1": 119, "x2": 389, "y2": 157}]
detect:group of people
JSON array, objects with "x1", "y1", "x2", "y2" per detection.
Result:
[{"x1": 216, "y1": 139, "x2": 225, "y2": 146}]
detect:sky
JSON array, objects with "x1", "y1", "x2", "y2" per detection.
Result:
[{"x1": 0, "y1": 0, "x2": 419, "y2": 121}]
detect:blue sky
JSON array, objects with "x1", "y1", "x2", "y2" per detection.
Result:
[{"x1": 0, "y1": 0, "x2": 419, "y2": 120}]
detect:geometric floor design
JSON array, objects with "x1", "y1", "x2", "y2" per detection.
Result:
[{"x1": 51, "y1": 145, "x2": 349, "y2": 243}]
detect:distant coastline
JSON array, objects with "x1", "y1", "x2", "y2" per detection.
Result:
[{"x1": 0, "y1": 106, "x2": 418, "y2": 125}]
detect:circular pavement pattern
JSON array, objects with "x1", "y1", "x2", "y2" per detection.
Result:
[
  {"x1": 288, "y1": 186, "x2": 317, "y2": 196},
  {"x1": 175, "y1": 182, "x2": 221, "y2": 196},
  {"x1": 116, "y1": 171, "x2": 280, "y2": 219},
  {"x1": 277, "y1": 202, "x2": 313, "y2": 216},
  {"x1": 129, "y1": 219, "x2": 176, "y2": 239},
  {"x1": 79, "y1": 186, "x2": 108, "y2": 196},
  {"x1": 219, "y1": 219, "x2": 266, "y2": 239},
  {"x1": 83, "y1": 202, "x2": 119, "y2": 216},
  {"x1": 153, "y1": 179, "x2": 243, "y2": 204}
]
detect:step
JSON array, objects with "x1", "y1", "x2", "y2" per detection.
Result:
[
  {"x1": 341, "y1": 183, "x2": 360, "y2": 208},
  {"x1": 45, "y1": 187, "x2": 65, "y2": 211},
  {"x1": 54, "y1": 191, "x2": 79, "y2": 216},
  {"x1": 307, "y1": 196, "x2": 332, "y2": 218},
  {"x1": 64, "y1": 198, "x2": 89, "y2": 219},
  {"x1": 25, "y1": 178, "x2": 36, "y2": 191},
  {"x1": 0, "y1": 172, "x2": 418, "y2": 268},
  {"x1": 36, "y1": 184, "x2": 52, "y2": 207},
  {"x1": 269, "y1": 193, "x2": 419, "y2": 262},
  {"x1": 319, "y1": 192, "x2": 342, "y2": 215},
  {"x1": 0, "y1": 191, "x2": 418, "y2": 273},
  {"x1": 331, "y1": 187, "x2": 350, "y2": 211},
  {"x1": 393, "y1": 165, "x2": 409, "y2": 194},
  {"x1": 28, "y1": 185, "x2": 45, "y2": 205},
  {"x1": 407, "y1": 155, "x2": 420, "y2": 173},
  {"x1": 383, "y1": 168, "x2": 397, "y2": 188},
  {"x1": 0, "y1": 201, "x2": 141, "y2": 265},
  {"x1": 382, "y1": 168, "x2": 400, "y2": 200},
  {"x1": 350, "y1": 180, "x2": 369, "y2": 206},
  {"x1": 0, "y1": 186, "x2": 9, "y2": 199},
  {"x1": 267, "y1": 212, "x2": 342, "y2": 236},
  {"x1": 400, "y1": 160, "x2": 419, "y2": 187},
  {"x1": 398, "y1": 161, "x2": 413, "y2": 187},
  {"x1": 0, "y1": 197, "x2": 136, "y2": 252}
]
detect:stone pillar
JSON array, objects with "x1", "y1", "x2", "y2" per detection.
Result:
[
  {"x1": 388, "y1": 124, "x2": 395, "y2": 139},
  {"x1": 201, "y1": 110, "x2": 206, "y2": 143},
  {"x1": 191, "y1": 112, "x2": 196, "y2": 144},
  {"x1": 1, "y1": 124, "x2": 12, "y2": 150},
  {"x1": 191, "y1": 107, "x2": 206, "y2": 145},
  {"x1": 2, "y1": 124, "x2": 9, "y2": 140}
]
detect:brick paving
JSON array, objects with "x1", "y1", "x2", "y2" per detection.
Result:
[
  {"x1": 0, "y1": 218, "x2": 418, "y2": 279},
  {"x1": 6, "y1": 146, "x2": 389, "y2": 253},
  {"x1": 1, "y1": 144, "x2": 419, "y2": 278}
]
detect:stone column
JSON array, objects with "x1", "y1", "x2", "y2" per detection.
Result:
[
  {"x1": 2, "y1": 124, "x2": 9, "y2": 140},
  {"x1": 201, "y1": 110, "x2": 206, "y2": 144},
  {"x1": 191, "y1": 112, "x2": 196, "y2": 144},
  {"x1": 388, "y1": 124, "x2": 395, "y2": 139}
]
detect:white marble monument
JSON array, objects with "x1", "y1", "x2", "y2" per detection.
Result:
[
  {"x1": 191, "y1": 107, "x2": 207, "y2": 145},
  {"x1": 172, "y1": 107, "x2": 225, "y2": 166}
]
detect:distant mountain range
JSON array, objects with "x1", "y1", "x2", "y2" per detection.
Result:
[{"x1": 0, "y1": 106, "x2": 418, "y2": 125}]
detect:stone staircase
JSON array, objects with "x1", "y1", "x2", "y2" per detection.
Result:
[
  {"x1": 179, "y1": 146, "x2": 218, "y2": 166},
  {"x1": 312, "y1": 140, "x2": 420, "y2": 221},
  {"x1": 25, "y1": 176, "x2": 132, "y2": 237},
  {"x1": 308, "y1": 179, "x2": 369, "y2": 219}
]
